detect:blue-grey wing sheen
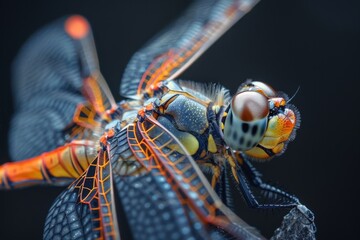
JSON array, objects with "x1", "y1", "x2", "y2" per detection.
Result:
[
  {"x1": 120, "y1": 0, "x2": 260, "y2": 98},
  {"x1": 9, "y1": 16, "x2": 99, "y2": 160},
  {"x1": 106, "y1": 117, "x2": 265, "y2": 240},
  {"x1": 44, "y1": 153, "x2": 119, "y2": 240}
]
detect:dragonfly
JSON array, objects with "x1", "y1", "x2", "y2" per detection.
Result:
[{"x1": 0, "y1": 0, "x2": 316, "y2": 239}]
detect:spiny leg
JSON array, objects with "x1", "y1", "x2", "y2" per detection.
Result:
[
  {"x1": 230, "y1": 154, "x2": 299, "y2": 209},
  {"x1": 242, "y1": 158, "x2": 300, "y2": 205},
  {"x1": 198, "y1": 162, "x2": 221, "y2": 189}
]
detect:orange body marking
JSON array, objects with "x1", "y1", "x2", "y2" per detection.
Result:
[{"x1": 65, "y1": 15, "x2": 90, "y2": 39}]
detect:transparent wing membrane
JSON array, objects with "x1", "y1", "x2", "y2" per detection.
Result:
[
  {"x1": 9, "y1": 15, "x2": 115, "y2": 161},
  {"x1": 120, "y1": 0, "x2": 260, "y2": 98}
]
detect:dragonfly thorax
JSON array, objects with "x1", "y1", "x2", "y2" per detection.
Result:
[{"x1": 147, "y1": 80, "x2": 226, "y2": 158}]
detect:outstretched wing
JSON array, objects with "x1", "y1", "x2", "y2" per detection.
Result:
[
  {"x1": 111, "y1": 113, "x2": 265, "y2": 239},
  {"x1": 120, "y1": 0, "x2": 260, "y2": 98},
  {"x1": 9, "y1": 15, "x2": 116, "y2": 161},
  {"x1": 44, "y1": 150, "x2": 119, "y2": 240}
]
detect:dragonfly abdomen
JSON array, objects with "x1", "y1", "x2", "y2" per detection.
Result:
[{"x1": 0, "y1": 140, "x2": 96, "y2": 189}]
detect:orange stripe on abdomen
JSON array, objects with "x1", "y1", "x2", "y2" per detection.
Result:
[{"x1": 0, "y1": 140, "x2": 97, "y2": 189}]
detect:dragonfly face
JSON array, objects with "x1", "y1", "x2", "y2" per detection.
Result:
[
  {"x1": 1, "y1": 0, "x2": 316, "y2": 239},
  {"x1": 223, "y1": 81, "x2": 300, "y2": 159}
]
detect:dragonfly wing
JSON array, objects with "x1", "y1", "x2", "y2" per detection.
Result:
[
  {"x1": 112, "y1": 114, "x2": 265, "y2": 239},
  {"x1": 9, "y1": 15, "x2": 116, "y2": 161},
  {"x1": 120, "y1": 0, "x2": 260, "y2": 98},
  {"x1": 110, "y1": 127, "x2": 210, "y2": 239},
  {"x1": 44, "y1": 151, "x2": 119, "y2": 240}
]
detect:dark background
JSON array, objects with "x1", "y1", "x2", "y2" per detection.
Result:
[{"x1": 1, "y1": 0, "x2": 359, "y2": 239}]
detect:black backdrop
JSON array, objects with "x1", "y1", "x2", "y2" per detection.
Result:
[{"x1": 1, "y1": 0, "x2": 359, "y2": 239}]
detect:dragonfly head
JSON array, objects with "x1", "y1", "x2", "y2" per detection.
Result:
[{"x1": 222, "y1": 81, "x2": 300, "y2": 160}]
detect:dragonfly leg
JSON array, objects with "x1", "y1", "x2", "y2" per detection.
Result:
[
  {"x1": 198, "y1": 162, "x2": 221, "y2": 188},
  {"x1": 232, "y1": 155, "x2": 299, "y2": 209},
  {"x1": 244, "y1": 158, "x2": 299, "y2": 205}
]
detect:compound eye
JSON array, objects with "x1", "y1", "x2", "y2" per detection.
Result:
[
  {"x1": 252, "y1": 81, "x2": 276, "y2": 97},
  {"x1": 224, "y1": 92, "x2": 269, "y2": 151},
  {"x1": 232, "y1": 91, "x2": 269, "y2": 121}
]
